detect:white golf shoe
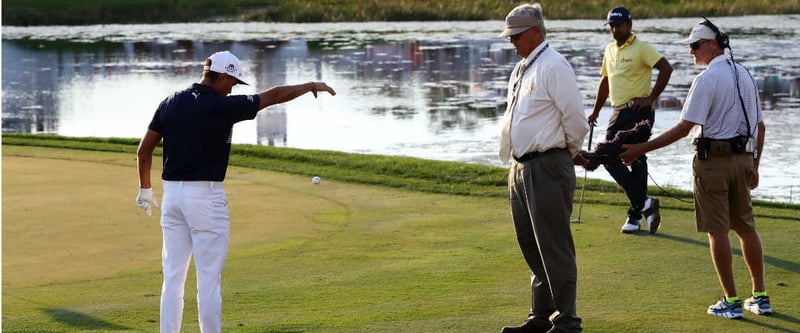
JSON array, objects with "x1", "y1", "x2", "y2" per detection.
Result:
[
  {"x1": 642, "y1": 197, "x2": 661, "y2": 234},
  {"x1": 620, "y1": 217, "x2": 641, "y2": 234}
]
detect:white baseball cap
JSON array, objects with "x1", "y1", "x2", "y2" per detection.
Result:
[
  {"x1": 204, "y1": 51, "x2": 249, "y2": 85},
  {"x1": 678, "y1": 24, "x2": 718, "y2": 45}
]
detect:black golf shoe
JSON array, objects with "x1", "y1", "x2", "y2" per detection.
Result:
[{"x1": 500, "y1": 319, "x2": 552, "y2": 333}]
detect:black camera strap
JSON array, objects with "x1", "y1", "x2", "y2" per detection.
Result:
[
  {"x1": 699, "y1": 17, "x2": 755, "y2": 141},
  {"x1": 699, "y1": 60, "x2": 754, "y2": 141},
  {"x1": 728, "y1": 59, "x2": 753, "y2": 139}
]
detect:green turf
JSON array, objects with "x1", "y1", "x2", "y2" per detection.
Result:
[{"x1": 2, "y1": 143, "x2": 798, "y2": 333}]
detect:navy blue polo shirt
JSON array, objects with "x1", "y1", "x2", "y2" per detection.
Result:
[{"x1": 148, "y1": 83, "x2": 260, "y2": 181}]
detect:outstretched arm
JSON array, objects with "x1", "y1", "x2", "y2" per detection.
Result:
[
  {"x1": 258, "y1": 82, "x2": 336, "y2": 109},
  {"x1": 619, "y1": 119, "x2": 694, "y2": 164}
]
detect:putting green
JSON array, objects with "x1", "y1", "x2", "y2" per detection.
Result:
[
  {"x1": 2, "y1": 146, "x2": 347, "y2": 288},
  {"x1": 3, "y1": 145, "x2": 798, "y2": 333}
]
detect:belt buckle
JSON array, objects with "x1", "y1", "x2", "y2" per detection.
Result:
[
  {"x1": 614, "y1": 100, "x2": 635, "y2": 110},
  {"x1": 622, "y1": 100, "x2": 635, "y2": 109}
]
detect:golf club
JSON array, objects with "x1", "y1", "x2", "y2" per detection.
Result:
[{"x1": 571, "y1": 124, "x2": 594, "y2": 223}]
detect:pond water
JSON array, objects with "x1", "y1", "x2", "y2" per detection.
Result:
[{"x1": 3, "y1": 16, "x2": 799, "y2": 203}]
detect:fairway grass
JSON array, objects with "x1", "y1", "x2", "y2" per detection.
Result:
[{"x1": 2, "y1": 146, "x2": 799, "y2": 333}]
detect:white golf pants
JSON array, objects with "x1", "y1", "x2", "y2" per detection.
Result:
[{"x1": 160, "y1": 180, "x2": 230, "y2": 333}]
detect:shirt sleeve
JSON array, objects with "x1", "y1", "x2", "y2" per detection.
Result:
[
  {"x1": 148, "y1": 96, "x2": 171, "y2": 134},
  {"x1": 680, "y1": 74, "x2": 712, "y2": 127},
  {"x1": 639, "y1": 41, "x2": 664, "y2": 68},
  {"x1": 599, "y1": 44, "x2": 611, "y2": 77},
  {"x1": 743, "y1": 65, "x2": 764, "y2": 124},
  {"x1": 222, "y1": 94, "x2": 262, "y2": 123},
  {"x1": 549, "y1": 58, "x2": 589, "y2": 156}
]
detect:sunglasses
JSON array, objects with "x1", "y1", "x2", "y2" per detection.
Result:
[
  {"x1": 509, "y1": 27, "x2": 534, "y2": 41},
  {"x1": 690, "y1": 40, "x2": 706, "y2": 50}
]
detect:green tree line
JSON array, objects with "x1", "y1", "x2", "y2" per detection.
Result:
[{"x1": 3, "y1": 0, "x2": 799, "y2": 26}]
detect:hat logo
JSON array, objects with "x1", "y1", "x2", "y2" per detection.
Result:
[{"x1": 225, "y1": 63, "x2": 237, "y2": 74}]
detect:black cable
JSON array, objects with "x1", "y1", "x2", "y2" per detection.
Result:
[
  {"x1": 646, "y1": 169, "x2": 694, "y2": 204},
  {"x1": 620, "y1": 158, "x2": 694, "y2": 204}
]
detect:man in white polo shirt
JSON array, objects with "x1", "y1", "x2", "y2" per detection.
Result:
[{"x1": 620, "y1": 19, "x2": 770, "y2": 320}]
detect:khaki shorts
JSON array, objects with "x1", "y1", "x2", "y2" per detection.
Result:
[{"x1": 692, "y1": 153, "x2": 756, "y2": 233}]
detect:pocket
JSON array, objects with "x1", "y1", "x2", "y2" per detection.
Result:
[
  {"x1": 186, "y1": 190, "x2": 229, "y2": 232},
  {"x1": 693, "y1": 159, "x2": 727, "y2": 195}
]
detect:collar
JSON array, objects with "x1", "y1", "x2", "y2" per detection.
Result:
[
  {"x1": 191, "y1": 83, "x2": 215, "y2": 93},
  {"x1": 708, "y1": 54, "x2": 730, "y2": 66},
  {"x1": 617, "y1": 33, "x2": 636, "y2": 49},
  {"x1": 523, "y1": 43, "x2": 549, "y2": 66}
]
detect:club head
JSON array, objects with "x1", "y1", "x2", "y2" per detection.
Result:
[{"x1": 570, "y1": 219, "x2": 581, "y2": 223}]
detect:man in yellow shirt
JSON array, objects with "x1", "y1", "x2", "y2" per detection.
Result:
[{"x1": 588, "y1": 6, "x2": 672, "y2": 234}]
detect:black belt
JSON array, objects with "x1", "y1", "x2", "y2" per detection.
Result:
[
  {"x1": 693, "y1": 136, "x2": 751, "y2": 156},
  {"x1": 513, "y1": 148, "x2": 565, "y2": 163}
]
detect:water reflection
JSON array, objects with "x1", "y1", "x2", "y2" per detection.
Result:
[
  {"x1": 2, "y1": 17, "x2": 799, "y2": 203},
  {"x1": 4, "y1": 32, "x2": 798, "y2": 136}
]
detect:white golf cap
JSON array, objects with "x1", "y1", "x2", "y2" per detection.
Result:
[
  {"x1": 498, "y1": 3, "x2": 543, "y2": 38},
  {"x1": 204, "y1": 51, "x2": 248, "y2": 85},
  {"x1": 678, "y1": 24, "x2": 718, "y2": 45}
]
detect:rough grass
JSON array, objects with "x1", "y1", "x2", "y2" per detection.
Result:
[{"x1": 2, "y1": 143, "x2": 798, "y2": 333}]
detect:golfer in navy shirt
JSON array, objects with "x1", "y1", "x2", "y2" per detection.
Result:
[{"x1": 136, "y1": 50, "x2": 336, "y2": 333}]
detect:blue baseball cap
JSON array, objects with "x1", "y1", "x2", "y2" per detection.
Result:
[{"x1": 605, "y1": 6, "x2": 632, "y2": 25}]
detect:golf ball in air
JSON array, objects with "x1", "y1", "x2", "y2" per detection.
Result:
[{"x1": 312, "y1": 176, "x2": 321, "y2": 184}]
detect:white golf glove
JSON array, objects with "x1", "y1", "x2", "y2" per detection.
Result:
[{"x1": 136, "y1": 188, "x2": 159, "y2": 216}]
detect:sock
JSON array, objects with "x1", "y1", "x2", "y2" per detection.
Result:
[
  {"x1": 725, "y1": 296, "x2": 740, "y2": 303},
  {"x1": 753, "y1": 291, "x2": 768, "y2": 298}
]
